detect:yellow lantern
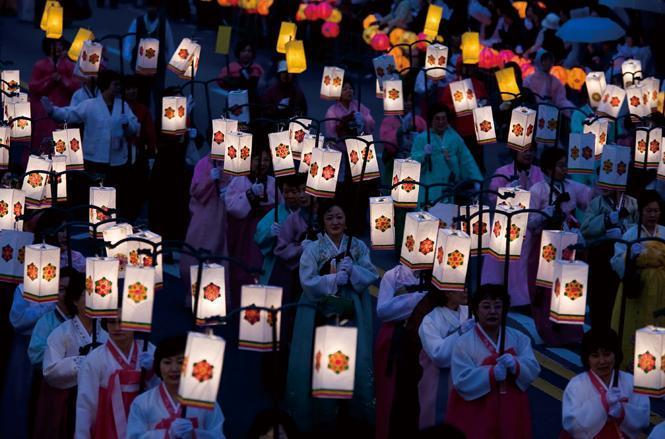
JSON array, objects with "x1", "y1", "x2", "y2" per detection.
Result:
[
  {"x1": 432, "y1": 228, "x2": 471, "y2": 291},
  {"x1": 363, "y1": 14, "x2": 378, "y2": 29},
  {"x1": 585, "y1": 71, "x2": 606, "y2": 108},
  {"x1": 305, "y1": 147, "x2": 342, "y2": 198},
  {"x1": 389, "y1": 28, "x2": 405, "y2": 46},
  {"x1": 634, "y1": 326, "x2": 665, "y2": 396},
  {"x1": 120, "y1": 266, "x2": 156, "y2": 332},
  {"x1": 269, "y1": 130, "x2": 296, "y2": 177},
  {"x1": 424, "y1": 4, "x2": 443, "y2": 36},
  {"x1": 507, "y1": 106, "x2": 536, "y2": 151},
  {"x1": 328, "y1": 8, "x2": 342, "y2": 24},
  {"x1": 391, "y1": 158, "x2": 421, "y2": 208},
  {"x1": 239, "y1": 284, "x2": 283, "y2": 351},
  {"x1": 223, "y1": 131, "x2": 253, "y2": 176},
  {"x1": 634, "y1": 127, "x2": 662, "y2": 169},
  {"x1": 21, "y1": 155, "x2": 50, "y2": 209},
  {"x1": 535, "y1": 230, "x2": 578, "y2": 288},
  {"x1": 286, "y1": 40, "x2": 306, "y2": 74},
  {"x1": 621, "y1": 58, "x2": 642, "y2": 88},
  {"x1": 400, "y1": 211, "x2": 439, "y2": 270},
  {"x1": 597, "y1": 84, "x2": 626, "y2": 119},
  {"x1": 567, "y1": 133, "x2": 596, "y2": 175},
  {"x1": 495, "y1": 67, "x2": 520, "y2": 101},
  {"x1": 289, "y1": 118, "x2": 310, "y2": 160},
  {"x1": 52, "y1": 128, "x2": 84, "y2": 170},
  {"x1": 161, "y1": 96, "x2": 188, "y2": 135},
  {"x1": 210, "y1": 118, "x2": 238, "y2": 161},
  {"x1": 566, "y1": 67, "x2": 586, "y2": 91},
  {"x1": 597, "y1": 144, "x2": 631, "y2": 192},
  {"x1": 178, "y1": 331, "x2": 226, "y2": 408},
  {"x1": 369, "y1": 196, "x2": 395, "y2": 250},
  {"x1": 583, "y1": 117, "x2": 610, "y2": 158},
  {"x1": 345, "y1": 135, "x2": 380, "y2": 182},
  {"x1": 513, "y1": 1, "x2": 527, "y2": 18},
  {"x1": 89, "y1": 186, "x2": 116, "y2": 238},
  {"x1": 461, "y1": 32, "x2": 480, "y2": 64},
  {"x1": 549, "y1": 260, "x2": 588, "y2": 325},
  {"x1": 312, "y1": 325, "x2": 358, "y2": 399},
  {"x1": 472, "y1": 106, "x2": 497, "y2": 144},
  {"x1": 23, "y1": 243, "x2": 60, "y2": 303},
  {"x1": 40, "y1": 1, "x2": 59, "y2": 31},
  {"x1": 190, "y1": 263, "x2": 227, "y2": 325},
  {"x1": 424, "y1": 44, "x2": 448, "y2": 80},
  {"x1": 320, "y1": 66, "x2": 345, "y2": 100},
  {"x1": 68, "y1": 28, "x2": 94, "y2": 61},
  {"x1": 276, "y1": 22, "x2": 297, "y2": 54},
  {"x1": 44, "y1": 1, "x2": 63, "y2": 39},
  {"x1": 0, "y1": 189, "x2": 25, "y2": 231},
  {"x1": 85, "y1": 256, "x2": 120, "y2": 318}
]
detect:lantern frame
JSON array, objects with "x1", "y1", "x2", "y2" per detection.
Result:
[
  {"x1": 383, "y1": 79, "x2": 404, "y2": 116},
  {"x1": 23, "y1": 243, "x2": 60, "y2": 303},
  {"x1": 238, "y1": 284, "x2": 283, "y2": 351},
  {"x1": 585, "y1": 71, "x2": 606, "y2": 108},
  {"x1": 400, "y1": 211, "x2": 439, "y2": 270},
  {"x1": 136, "y1": 38, "x2": 160, "y2": 76},
  {"x1": 223, "y1": 131, "x2": 253, "y2": 176},
  {"x1": 76, "y1": 41, "x2": 103, "y2": 77},
  {"x1": 320, "y1": 66, "x2": 345, "y2": 100},
  {"x1": 305, "y1": 147, "x2": 342, "y2": 198},
  {"x1": 431, "y1": 228, "x2": 471, "y2": 291},
  {"x1": 311, "y1": 325, "x2": 358, "y2": 399},
  {"x1": 369, "y1": 196, "x2": 395, "y2": 250},
  {"x1": 178, "y1": 331, "x2": 226, "y2": 409},
  {"x1": 535, "y1": 230, "x2": 578, "y2": 288},
  {"x1": 424, "y1": 44, "x2": 448, "y2": 81},
  {"x1": 634, "y1": 127, "x2": 662, "y2": 170},
  {"x1": 210, "y1": 118, "x2": 238, "y2": 161},
  {"x1": 345, "y1": 135, "x2": 380, "y2": 182},
  {"x1": 161, "y1": 96, "x2": 188, "y2": 136},
  {"x1": 548, "y1": 259, "x2": 588, "y2": 325}
]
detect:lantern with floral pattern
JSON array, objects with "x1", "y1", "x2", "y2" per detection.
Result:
[
  {"x1": 89, "y1": 186, "x2": 116, "y2": 238},
  {"x1": 585, "y1": 71, "x2": 606, "y2": 108},
  {"x1": 424, "y1": 44, "x2": 448, "y2": 80},
  {"x1": 178, "y1": 331, "x2": 226, "y2": 408},
  {"x1": 239, "y1": 284, "x2": 283, "y2": 351},
  {"x1": 269, "y1": 130, "x2": 295, "y2": 177},
  {"x1": 0, "y1": 189, "x2": 25, "y2": 231},
  {"x1": 52, "y1": 128, "x2": 84, "y2": 170},
  {"x1": 85, "y1": 257, "x2": 120, "y2": 317},
  {"x1": 227, "y1": 89, "x2": 249, "y2": 124},
  {"x1": 136, "y1": 38, "x2": 160, "y2": 76},
  {"x1": 400, "y1": 211, "x2": 439, "y2": 270},
  {"x1": 626, "y1": 84, "x2": 650, "y2": 119},
  {"x1": 120, "y1": 265, "x2": 155, "y2": 332},
  {"x1": 391, "y1": 158, "x2": 421, "y2": 208},
  {"x1": 460, "y1": 204, "x2": 490, "y2": 255},
  {"x1": 640, "y1": 77, "x2": 660, "y2": 111},
  {"x1": 634, "y1": 127, "x2": 662, "y2": 169},
  {"x1": 634, "y1": 326, "x2": 665, "y2": 396},
  {"x1": 102, "y1": 222, "x2": 133, "y2": 276},
  {"x1": 168, "y1": 38, "x2": 200, "y2": 79},
  {"x1": 583, "y1": 117, "x2": 610, "y2": 159},
  {"x1": 597, "y1": 144, "x2": 631, "y2": 191},
  {"x1": 345, "y1": 135, "x2": 379, "y2": 182},
  {"x1": 210, "y1": 118, "x2": 238, "y2": 161},
  {"x1": 312, "y1": 325, "x2": 358, "y2": 399},
  {"x1": 223, "y1": 131, "x2": 253, "y2": 176},
  {"x1": 449, "y1": 78, "x2": 477, "y2": 116},
  {"x1": 76, "y1": 41, "x2": 103, "y2": 77},
  {"x1": 373, "y1": 54, "x2": 397, "y2": 90},
  {"x1": 23, "y1": 243, "x2": 60, "y2": 303},
  {"x1": 298, "y1": 134, "x2": 323, "y2": 174},
  {"x1": 7, "y1": 101, "x2": 31, "y2": 142},
  {"x1": 597, "y1": 85, "x2": 626, "y2": 119},
  {"x1": 289, "y1": 118, "x2": 310, "y2": 160},
  {"x1": 487, "y1": 204, "x2": 528, "y2": 260},
  {"x1": 536, "y1": 230, "x2": 578, "y2": 288},
  {"x1": 0, "y1": 230, "x2": 33, "y2": 283},
  {"x1": 190, "y1": 263, "x2": 226, "y2": 325},
  {"x1": 535, "y1": 104, "x2": 559, "y2": 145},
  {"x1": 472, "y1": 106, "x2": 496, "y2": 144},
  {"x1": 549, "y1": 260, "x2": 588, "y2": 325},
  {"x1": 382, "y1": 79, "x2": 404, "y2": 116},
  {"x1": 369, "y1": 196, "x2": 395, "y2": 250},
  {"x1": 1, "y1": 70, "x2": 20, "y2": 102},
  {"x1": 432, "y1": 228, "x2": 471, "y2": 291},
  {"x1": 507, "y1": 106, "x2": 536, "y2": 151},
  {"x1": 320, "y1": 66, "x2": 344, "y2": 100},
  {"x1": 621, "y1": 59, "x2": 642, "y2": 88},
  {"x1": 126, "y1": 229, "x2": 163, "y2": 288},
  {"x1": 305, "y1": 147, "x2": 342, "y2": 198},
  {"x1": 161, "y1": 96, "x2": 187, "y2": 136},
  {"x1": 567, "y1": 133, "x2": 596, "y2": 175},
  {"x1": 21, "y1": 155, "x2": 50, "y2": 208}
]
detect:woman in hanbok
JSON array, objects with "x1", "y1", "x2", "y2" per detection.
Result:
[
  {"x1": 216, "y1": 40, "x2": 264, "y2": 101},
  {"x1": 611, "y1": 190, "x2": 665, "y2": 368},
  {"x1": 127, "y1": 335, "x2": 225, "y2": 439},
  {"x1": 561, "y1": 328, "x2": 649, "y2": 438},
  {"x1": 286, "y1": 202, "x2": 378, "y2": 435}
]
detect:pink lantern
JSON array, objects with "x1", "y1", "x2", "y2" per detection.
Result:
[
  {"x1": 415, "y1": 32, "x2": 430, "y2": 51},
  {"x1": 498, "y1": 50, "x2": 514, "y2": 66},
  {"x1": 304, "y1": 3, "x2": 319, "y2": 20},
  {"x1": 478, "y1": 47, "x2": 500, "y2": 69},
  {"x1": 371, "y1": 33, "x2": 390, "y2": 52},
  {"x1": 318, "y1": 2, "x2": 332, "y2": 20},
  {"x1": 321, "y1": 22, "x2": 339, "y2": 38}
]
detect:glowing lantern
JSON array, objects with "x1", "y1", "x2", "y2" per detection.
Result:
[
  {"x1": 449, "y1": 78, "x2": 477, "y2": 115},
  {"x1": 269, "y1": 130, "x2": 295, "y2": 177},
  {"x1": 0, "y1": 230, "x2": 33, "y2": 283},
  {"x1": 424, "y1": 44, "x2": 448, "y2": 80},
  {"x1": 76, "y1": 41, "x2": 103, "y2": 77},
  {"x1": 383, "y1": 79, "x2": 404, "y2": 116},
  {"x1": 535, "y1": 230, "x2": 578, "y2": 288},
  {"x1": 626, "y1": 84, "x2": 649, "y2": 119},
  {"x1": 328, "y1": 8, "x2": 342, "y2": 24},
  {"x1": 373, "y1": 54, "x2": 397, "y2": 89},
  {"x1": 363, "y1": 14, "x2": 378, "y2": 29},
  {"x1": 583, "y1": 117, "x2": 610, "y2": 158},
  {"x1": 276, "y1": 22, "x2": 297, "y2": 54},
  {"x1": 295, "y1": 3, "x2": 306, "y2": 21},
  {"x1": 89, "y1": 186, "x2": 116, "y2": 238},
  {"x1": 285, "y1": 40, "x2": 306, "y2": 74},
  {"x1": 85, "y1": 257, "x2": 119, "y2": 317},
  {"x1": 322, "y1": 22, "x2": 339, "y2": 38},
  {"x1": 120, "y1": 266, "x2": 155, "y2": 332},
  {"x1": 0, "y1": 126, "x2": 10, "y2": 169},
  {"x1": 634, "y1": 127, "x2": 662, "y2": 169},
  {"x1": 190, "y1": 263, "x2": 227, "y2": 325},
  {"x1": 507, "y1": 106, "x2": 537, "y2": 151},
  {"x1": 304, "y1": 3, "x2": 318, "y2": 20},
  {"x1": 634, "y1": 326, "x2": 665, "y2": 396},
  {"x1": 136, "y1": 38, "x2": 160, "y2": 76},
  {"x1": 127, "y1": 229, "x2": 163, "y2": 288},
  {"x1": 478, "y1": 47, "x2": 501, "y2": 69},
  {"x1": 535, "y1": 104, "x2": 559, "y2": 145},
  {"x1": 168, "y1": 38, "x2": 201, "y2": 79},
  {"x1": 621, "y1": 59, "x2": 642, "y2": 88},
  {"x1": 52, "y1": 128, "x2": 84, "y2": 170},
  {"x1": 23, "y1": 244, "x2": 60, "y2": 303},
  {"x1": 227, "y1": 89, "x2": 249, "y2": 124},
  {"x1": 549, "y1": 260, "x2": 588, "y2": 325},
  {"x1": 461, "y1": 32, "x2": 480, "y2": 64},
  {"x1": 567, "y1": 132, "x2": 596, "y2": 175},
  {"x1": 298, "y1": 134, "x2": 323, "y2": 174},
  {"x1": 391, "y1": 158, "x2": 421, "y2": 208},
  {"x1": 21, "y1": 155, "x2": 50, "y2": 208},
  {"x1": 40, "y1": 1, "x2": 59, "y2": 31},
  {"x1": 7, "y1": 101, "x2": 31, "y2": 141},
  {"x1": 487, "y1": 204, "x2": 529, "y2": 260},
  {"x1": 432, "y1": 228, "x2": 471, "y2": 291},
  {"x1": 68, "y1": 28, "x2": 94, "y2": 61},
  {"x1": 585, "y1": 71, "x2": 606, "y2": 108},
  {"x1": 320, "y1": 66, "x2": 344, "y2": 100},
  {"x1": 566, "y1": 67, "x2": 586, "y2": 91},
  {"x1": 597, "y1": 144, "x2": 631, "y2": 192},
  {"x1": 305, "y1": 147, "x2": 342, "y2": 198},
  {"x1": 370, "y1": 33, "x2": 390, "y2": 52},
  {"x1": 597, "y1": 85, "x2": 626, "y2": 119},
  {"x1": 289, "y1": 118, "x2": 310, "y2": 160},
  {"x1": 424, "y1": 4, "x2": 443, "y2": 35},
  {"x1": 239, "y1": 284, "x2": 283, "y2": 351},
  {"x1": 400, "y1": 211, "x2": 439, "y2": 270},
  {"x1": 363, "y1": 26, "x2": 379, "y2": 45},
  {"x1": 318, "y1": 4, "x2": 333, "y2": 20},
  {"x1": 42, "y1": 155, "x2": 67, "y2": 207},
  {"x1": 549, "y1": 66, "x2": 567, "y2": 86},
  {"x1": 161, "y1": 96, "x2": 187, "y2": 136},
  {"x1": 44, "y1": 1, "x2": 63, "y2": 39},
  {"x1": 513, "y1": 1, "x2": 527, "y2": 18},
  {"x1": 0, "y1": 189, "x2": 25, "y2": 231},
  {"x1": 640, "y1": 77, "x2": 660, "y2": 111},
  {"x1": 102, "y1": 222, "x2": 133, "y2": 275},
  {"x1": 178, "y1": 331, "x2": 226, "y2": 408},
  {"x1": 495, "y1": 67, "x2": 520, "y2": 101},
  {"x1": 223, "y1": 131, "x2": 252, "y2": 176},
  {"x1": 497, "y1": 186, "x2": 531, "y2": 211},
  {"x1": 210, "y1": 118, "x2": 238, "y2": 161},
  {"x1": 472, "y1": 106, "x2": 496, "y2": 144},
  {"x1": 346, "y1": 135, "x2": 379, "y2": 182},
  {"x1": 369, "y1": 196, "x2": 395, "y2": 250},
  {"x1": 460, "y1": 204, "x2": 491, "y2": 255},
  {"x1": 312, "y1": 325, "x2": 358, "y2": 399},
  {"x1": 389, "y1": 28, "x2": 404, "y2": 46},
  {"x1": 1, "y1": 70, "x2": 20, "y2": 98}
]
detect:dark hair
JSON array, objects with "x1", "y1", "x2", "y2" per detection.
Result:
[
  {"x1": 638, "y1": 189, "x2": 661, "y2": 212},
  {"x1": 342, "y1": 78, "x2": 354, "y2": 91},
  {"x1": 317, "y1": 200, "x2": 345, "y2": 231},
  {"x1": 279, "y1": 173, "x2": 306, "y2": 189},
  {"x1": 34, "y1": 209, "x2": 67, "y2": 246},
  {"x1": 417, "y1": 423, "x2": 465, "y2": 439},
  {"x1": 471, "y1": 284, "x2": 511, "y2": 313},
  {"x1": 97, "y1": 70, "x2": 121, "y2": 92},
  {"x1": 63, "y1": 268, "x2": 85, "y2": 316},
  {"x1": 234, "y1": 40, "x2": 255, "y2": 59},
  {"x1": 540, "y1": 146, "x2": 567, "y2": 173},
  {"x1": 429, "y1": 104, "x2": 452, "y2": 126},
  {"x1": 41, "y1": 37, "x2": 70, "y2": 57},
  {"x1": 247, "y1": 409, "x2": 298, "y2": 439},
  {"x1": 154, "y1": 335, "x2": 187, "y2": 379},
  {"x1": 581, "y1": 328, "x2": 623, "y2": 370},
  {"x1": 123, "y1": 74, "x2": 141, "y2": 90}
]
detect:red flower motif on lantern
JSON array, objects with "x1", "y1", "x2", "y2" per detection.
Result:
[
  {"x1": 509, "y1": 224, "x2": 521, "y2": 241},
  {"x1": 55, "y1": 140, "x2": 66, "y2": 154},
  {"x1": 493, "y1": 221, "x2": 502, "y2": 238},
  {"x1": 564, "y1": 279, "x2": 584, "y2": 301},
  {"x1": 419, "y1": 238, "x2": 434, "y2": 255},
  {"x1": 178, "y1": 106, "x2": 185, "y2": 118},
  {"x1": 26, "y1": 262, "x2": 38, "y2": 281},
  {"x1": 511, "y1": 124, "x2": 524, "y2": 137},
  {"x1": 374, "y1": 215, "x2": 391, "y2": 232},
  {"x1": 192, "y1": 359, "x2": 214, "y2": 382},
  {"x1": 427, "y1": 54, "x2": 436, "y2": 66},
  {"x1": 599, "y1": 132, "x2": 607, "y2": 145},
  {"x1": 0, "y1": 200, "x2": 7, "y2": 218},
  {"x1": 602, "y1": 160, "x2": 613, "y2": 174},
  {"x1": 526, "y1": 124, "x2": 534, "y2": 137},
  {"x1": 401, "y1": 177, "x2": 416, "y2": 193},
  {"x1": 322, "y1": 165, "x2": 336, "y2": 181},
  {"x1": 538, "y1": 118, "x2": 545, "y2": 129},
  {"x1": 294, "y1": 129, "x2": 306, "y2": 143},
  {"x1": 617, "y1": 161, "x2": 627, "y2": 176},
  {"x1": 203, "y1": 282, "x2": 221, "y2": 302},
  {"x1": 570, "y1": 146, "x2": 580, "y2": 160},
  {"x1": 637, "y1": 351, "x2": 656, "y2": 374},
  {"x1": 142, "y1": 256, "x2": 153, "y2": 267},
  {"x1": 405, "y1": 235, "x2": 415, "y2": 252},
  {"x1": 327, "y1": 350, "x2": 350, "y2": 374},
  {"x1": 94, "y1": 276, "x2": 112, "y2": 296},
  {"x1": 27, "y1": 173, "x2": 43, "y2": 189},
  {"x1": 453, "y1": 90, "x2": 464, "y2": 103},
  {"x1": 227, "y1": 145, "x2": 237, "y2": 160},
  {"x1": 436, "y1": 246, "x2": 444, "y2": 264},
  {"x1": 6, "y1": 80, "x2": 18, "y2": 92},
  {"x1": 244, "y1": 309, "x2": 260, "y2": 325},
  {"x1": 610, "y1": 96, "x2": 620, "y2": 107},
  {"x1": 323, "y1": 75, "x2": 331, "y2": 86},
  {"x1": 88, "y1": 53, "x2": 100, "y2": 65},
  {"x1": 651, "y1": 139, "x2": 660, "y2": 154},
  {"x1": 637, "y1": 139, "x2": 647, "y2": 153},
  {"x1": 315, "y1": 350, "x2": 322, "y2": 372},
  {"x1": 438, "y1": 55, "x2": 446, "y2": 66},
  {"x1": 178, "y1": 48, "x2": 189, "y2": 60},
  {"x1": 388, "y1": 88, "x2": 400, "y2": 100},
  {"x1": 1, "y1": 245, "x2": 12, "y2": 262},
  {"x1": 42, "y1": 263, "x2": 56, "y2": 282},
  {"x1": 547, "y1": 119, "x2": 557, "y2": 130},
  {"x1": 332, "y1": 76, "x2": 342, "y2": 87},
  {"x1": 479, "y1": 120, "x2": 492, "y2": 133},
  {"x1": 127, "y1": 282, "x2": 147, "y2": 304},
  {"x1": 145, "y1": 47, "x2": 156, "y2": 59},
  {"x1": 542, "y1": 243, "x2": 556, "y2": 263},
  {"x1": 129, "y1": 250, "x2": 139, "y2": 266},
  {"x1": 554, "y1": 278, "x2": 561, "y2": 297},
  {"x1": 70, "y1": 138, "x2": 80, "y2": 152},
  {"x1": 582, "y1": 146, "x2": 593, "y2": 160},
  {"x1": 376, "y1": 67, "x2": 385, "y2": 78},
  {"x1": 240, "y1": 146, "x2": 250, "y2": 160},
  {"x1": 274, "y1": 143, "x2": 290, "y2": 160},
  {"x1": 16, "y1": 119, "x2": 28, "y2": 129},
  {"x1": 213, "y1": 131, "x2": 223, "y2": 145},
  {"x1": 303, "y1": 152, "x2": 312, "y2": 166},
  {"x1": 164, "y1": 107, "x2": 175, "y2": 120},
  {"x1": 630, "y1": 96, "x2": 640, "y2": 107},
  {"x1": 310, "y1": 162, "x2": 319, "y2": 178},
  {"x1": 447, "y1": 249, "x2": 464, "y2": 269},
  {"x1": 466, "y1": 89, "x2": 474, "y2": 100}
]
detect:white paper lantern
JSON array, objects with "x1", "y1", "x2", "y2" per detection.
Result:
[
  {"x1": 305, "y1": 147, "x2": 342, "y2": 198},
  {"x1": 102, "y1": 222, "x2": 133, "y2": 276},
  {"x1": 311, "y1": 325, "x2": 358, "y2": 399},
  {"x1": 400, "y1": 211, "x2": 439, "y2": 270},
  {"x1": 168, "y1": 38, "x2": 200, "y2": 79},
  {"x1": 178, "y1": 331, "x2": 226, "y2": 408},
  {"x1": 127, "y1": 229, "x2": 163, "y2": 288},
  {"x1": 383, "y1": 79, "x2": 404, "y2": 116},
  {"x1": 583, "y1": 117, "x2": 610, "y2": 159},
  {"x1": 320, "y1": 66, "x2": 344, "y2": 100},
  {"x1": 120, "y1": 266, "x2": 155, "y2": 332},
  {"x1": 0, "y1": 189, "x2": 25, "y2": 231},
  {"x1": 7, "y1": 101, "x2": 31, "y2": 141},
  {"x1": 0, "y1": 125, "x2": 10, "y2": 169},
  {"x1": 567, "y1": 133, "x2": 596, "y2": 175},
  {"x1": 507, "y1": 106, "x2": 536, "y2": 151},
  {"x1": 227, "y1": 89, "x2": 249, "y2": 124},
  {"x1": 269, "y1": 130, "x2": 295, "y2": 177},
  {"x1": 535, "y1": 230, "x2": 578, "y2": 288},
  {"x1": 585, "y1": 71, "x2": 606, "y2": 108},
  {"x1": 428, "y1": 202, "x2": 458, "y2": 229},
  {"x1": 0, "y1": 70, "x2": 20, "y2": 99},
  {"x1": 535, "y1": 104, "x2": 559, "y2": 145},
  {"x1": 432, "y1": 228, "x2": 471, "y2": 291},
  {"x1": 487, "y1": 204, "x2": 528, "y2": 260},
  {"x1": 640, "y1": 77, "x2": 660, "y2": 111},
  {"x1": 449, "y1": 78, "x2": 477, "y2": 115},
  {"x1": 136, "y1": 38, "x2": 159, "y2": 76},
  {"x1": 634, "y1": 127, "x2": 662, "y2": 169},
  {"x1": 549, "y1": 259, "x2": 588, "y2": 325},
  {"x1": 85, "y1": 257, "x2": 120, "y2": 318},
  {"x1": 369, "y1": 196, "x2": 395, "y2": 250},
  {"x1": 472, "y1": 106, "x2": 496, "y2": 144},
  {"x1": 633, "y1": 326, "x2": 665, "y2": 396},
  {"x1": 23, "y1": 243, "x2": 60, "y2": 303},
  {"x1": 424, "y1": 44, "x2": 448, "y2": 80},
  {"x1": 497, "y1": 186, "x2": 531, "y2": 211},
  {"x1": 52, "y1": 128, "x2": 84, "y2": 170},
  {"x1": 289, "y1": 118, "x2": 310, "y2": 160},
  {"x1": 210, "y1": 118, "x2": 238, "y2": 161},
  {"x1": 597, "y1": 144, "x2": 631, "y2": 191},
  {"x1": 223, "y1": 131, "x2": 252, "y2": 176},
  {"x1": 373, "y1": 54, "x2": 397, "y2": 89},
  {"x1": 298, "y1": 134, "x2": 323, "y2": 174},
  {"x1": 621, "y1": 59, "x2": 642, "y2": 88},
  {"x1": 76, "y1": 41, "x2": 103, "y2": 77},
  {"x1": 346, "y1": 135, "x2": 379, "y2": 182},
  {"x1": 89, "y1": 186, "x2": 116, "y2": 238},
  {"x1": 239, "y1": 284, "x2": 283, "y2": 351},
  {"x1": 190, "y1": 263, "x2": 226, "y2": 325},
  {"x1": 42, "y1": 155, "x2": 67, "y2": 207},
  {"x1": 597, "y1": 85, "x2": 626, "y2": 119},
  {"x1": 626, "y1": 84, "x2": 650, "y2": 119},
  {"x1": 391, "y1": 158, "x2": 421, "y2": 208},
  {"x1": 161, "y1": 96, "x2": 187, "y2": 136},
  {"x1": 21, "y1": 155, "x2": 50, "y2": 209},
  {"x1": 460, "y1": 204, "x2": 490, "y2": 255},
  {"x1": 0, "y1": 230, "x2": 33, "y2": 283}
]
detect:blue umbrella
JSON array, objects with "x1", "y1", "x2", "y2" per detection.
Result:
[{"x1": 556, "y1": 17, "x2": 626, "y2": 43}]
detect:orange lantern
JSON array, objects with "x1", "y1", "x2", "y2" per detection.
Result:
[
  {"x1": 549, "y1": 66, "x2": 567, "y2": 86},
  {"x1": 566, "y1": 67, "x2": 586, "y2": 91},
  {"x1": 295, "y1": 3, "x2": 307, "y2": 21},
  {"x1": 389, "y1": 28, "x2": 405, "y2": 46},
  {"x1": 328, "y1": 8, "x2": 342, "y2": 23},
  {"x1": 363, "y1": 14, "x2": 378, "y2": 29},
  {"x1": 363, "y1": 26, "x2": 379, "y2": 44},
  {"x1": 513, "y1": 1, "x2": 527, "y2": 18}
]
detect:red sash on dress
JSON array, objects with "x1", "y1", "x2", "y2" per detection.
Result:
[{"x1": 154, "y1": 383, "x2": 199, "y2": 439}]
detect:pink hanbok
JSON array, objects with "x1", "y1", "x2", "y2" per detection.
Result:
[{"x1": 324, "y1": 100, "x2": 375, "y2": 151}]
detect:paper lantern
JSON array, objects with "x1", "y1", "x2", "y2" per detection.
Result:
[
  {"x1": 102, "y1": 222, "x2": 133, "y2": 275},
  {"x1": 68, "y1": 28, "x2": 94, "y2": 61},
  {"x1": 269, "y1": 130, "x2": 295, "y2": 177},
  {"x1": 597, "y1": 85, "x2": 626, "y2": 119},
  {"x1": 495, "y1": 67, "x2": 520, "y2": 101},
  {"x1": 472, "y1": 106, "x2": 496, "y2": 144},
  {"x1": 369, "y1": 196, "x2": 395, "y2": 250},
  {"x1": 21, "y1": 155, "x2": 50, "y2": 208},
  {"x1": 42, "y1": 155, "x2": 67, "y2": 207},
  {"x1": 583, "y1": 117, "x2": 609, "y2": 159},
  {"x1": 311, "y1": 325, "x2": 358, "y2": 399},
  {"x1": 487, "y1": 204, "x2": 528, "y2": 260},
  {"x1": 383, "y1": 79, "x2": 404, "y2": 116},
  {"x1": 428, "y1": 203, "x2": 457, "y2": 229},
  {"x1": 346, "y1": 135, "x2": 379, "y2": 182},
  {"x1": 424, "y1": 44, "x2": 448, "y2": 80},
  {"x1": 276, "y1": 22, "x2": 297, "y2": 53},
  {"x1": 227, "y1": 89, "x2": 249, "y2": 124},
  {"x1": 461, "y1": 32, "x2": 480, "y2": 64},
  {"x1": 640, "y1": 77, "x2": 660, "y2": 111},
  {"x1": 373, "y1": 54, "x2": 397, "y2": 89},
  {"x1": 513, "y1": 1, "x2": 527, "y2": 18},
  {"x1": 432, "y1": 228, "x2": 471, "y2": 291},
  {"x1": 585, "y1": 71, "x2": 606, "y2": 108},
  {"x1": 634, "y1": 326, "x2": 665, "y2": 396},
  {"x1": 634, "y1": 128, "x2": 662, "y2": 169},
  {"x1": 305, "y1": 147, "x2": 342, "y2": 198},
  {"x1": 626, "y1": 84, "x2": 649, "y2": 119},
  {"x1": 85, "y1": 257, "x2": 119, "y2": 317},
  {"x1": 621, "y1": 59, "x2": 642, "y2": 88},
  {"x1": 1, "y1": 70, "x2": 20, "y2": 97},
  {"x1": 549, "y1": 260, "x2": 588, "y2": 325},
  {"x1": 391, "y1": 159, "x2": 421, "y2": 208},
  {"x1": 567, "y1": 133, "x2": 596, "y2": 175},
  {"x1": 0, "y1": 189, "x2": 24, "y2": 231},
  {"x1": 210, "y1": 118, "x2": 238, "y2": 160},
  {"x1": 89, "y1": 186, "x2": 116, "y2": 238},
  {"x1": 400, "y1": 211, "x2": 439, "y2": 270},
  {"x1": 23, "y1": 244, "x2": 60, "y2": 303},
  {"x1": 328, "y1": 8, "x2": 342, "y2": 23},
  {"x1": 76, "y1": 41, "x2": 103, "y2": 77},
  {"x1": 298, "y1": 134, "x2": 323, "y2": 173},
  {"x1": 0, "y1": 126, "x2": 10, "y2": 169},
  {"x1": 566, "y1": 67, "x2": 586, "y2": 91},
  {"x1": 223, "y1": 131, "x2": 252, "y2": 176},
  {"x1": 285, "y1": 40, "x2": 306, "y2": 74},
  {"x1": 321, "y1": 22, "x2": 339, "y2": 38},
  {"x1": 370, "y1": 33, "x2": 390, "y2": 51},
  {"x1": 535, "y1": 104, "x2": 559, "y2": 145},
  {"x1": 597, "y1": 144, "x2": 630, "y2": 191},
  {"x1": 7, "y1": 101, "x2": 31, "y2": 141},
  {"x1": 424, "y1": 4, "x2": 443, "y2": 34},
  {"x1": 127, "y1": 229, "x2": 163, "y2": 288},
  {"x1": 320, "y1": 66, "x2": 344, "y2": 100},
  {"x1": 363, "y1": 14, "x2": 377, "y2": 29},
  {"x1": 535, "y1": 230, "x2": 578, "y2": 288},
  {"x1": 120, "y1": 266, "x2": 155, "y2": 332},
  {"x1": 289, "y1": 118, "x2": 310, "y2": 160},
  {"x1": 239, "y1": 284, "x2": 283, "y2": 351},
  {"x1": 507, "y1": 106, "x2": 536, "y2": 151},
  {"x1": 168, "y1": 38, "x2": 201, "y2": 79},
  {"x1": 44, "y1": 1, "x2": 63, "y2": 39},
  {"x1": 549, "y1": 66, "x2": 567, "y2": 86},
  {"x1": 375, "y1": 78, "x2": 382, "y2": 98},
  {"x1": 161, "y1": 96, "x2": 187, "y2": 136},
  {"x1": 178, "y1": 331, "x2": 226, "y2": 408},
  {"x1": 479, "y1": 47, "x2": 500, "y2": 69},
  {"x1": 389, "y1": 28, "x2": 405, "y2": 46},
  {"x1": 52, "y1": 128, "x2": 84, "y2": 170},
  {"x1": 449, "y1": 78, "x2": 477, "y2": 116},
  {"x1": 136, "y1": 38, "x2": 159, "y2": 76},
  {"x1": 0, "y1": 230, "x2": 33, "y2": 283},
  {"x1": 459, "y1": 204, "x2": 490, "y2": 255},
  {"x1": 40, "y1": 1, "x2": 59, "y2": 31},
  {"x1": 190, "y1": 263, "x2": 226, "y2": 325}
]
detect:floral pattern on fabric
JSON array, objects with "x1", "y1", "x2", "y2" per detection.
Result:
[
  {"x1": 293, "y1": 129, "x2": 306, "y2": 143},
  {"x1": 178, "y1": 48, "x2": 189, "y2": 60},
  {"x1": 617, "y1": 162, "x2": 627, "y2": 176},
  {"x1": 436, "y1": 246, "x2": 444, "y2": 264},
  {"x1": 86, "y1": 276, "x2": 93, "y2": 294},
  {"x1": 602, "y1": 160, "x2": 613, "y2": 174},
  {"x1": 509, "y1": 224, "x2": 520, "y2": 241},
  {"x1": 637, "y1": 139, "x2": 647, "y2": 153},
  {"x1": 493, "y1": 221, "x2": 502, "y2": 238}
]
